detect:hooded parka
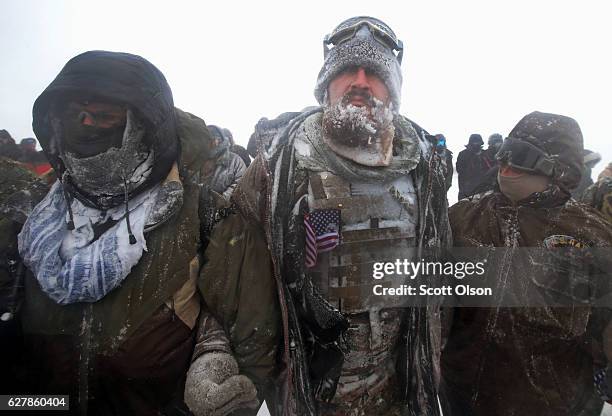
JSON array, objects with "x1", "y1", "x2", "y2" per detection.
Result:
[
  {"x1": 441, "y1": 112, "x2": 612, "y2": 416},
  {"x1": 9, "y1": 51, "x2": 218, "y2": 415}
]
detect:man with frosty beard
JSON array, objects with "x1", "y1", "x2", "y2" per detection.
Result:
[{"x1": 187, "y1": 16, "x2": 451, "y2": 416}]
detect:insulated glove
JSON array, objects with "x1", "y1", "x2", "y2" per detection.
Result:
[{"x1": 184, "y1": 352, "x2": 259, "y2": 416}]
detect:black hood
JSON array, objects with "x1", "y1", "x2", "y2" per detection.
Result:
[
  {"x1": 508, "y1": 111, "x2": 583, "y2": 192},
  {"x1": 32, "y1": 50, "x2": 178, "y2": 208}
]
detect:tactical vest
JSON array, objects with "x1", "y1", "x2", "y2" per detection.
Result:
[{"x1": 306, "y1": 169, "x2": 418, "y2": 414}]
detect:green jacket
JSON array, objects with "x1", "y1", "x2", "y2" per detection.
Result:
[
  {"x1": 442, "y1": 189, "x2": 612, "y2": 416},
  {"x1": 200, "y1": 108, "x2": 451, "y2": 416},
  {"x1": 6, "y1": 108, "x2": 217, "y2": 415}
]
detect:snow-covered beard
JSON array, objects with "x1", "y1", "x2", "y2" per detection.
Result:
[{"x1": 322, "y1": 93, "x2": 395, "y2": 167}]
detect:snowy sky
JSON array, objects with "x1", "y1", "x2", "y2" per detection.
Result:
[{"x1": 1, "y1": 0, "x2": 610, "y2": 204}]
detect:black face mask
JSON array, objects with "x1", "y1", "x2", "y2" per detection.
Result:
[{"x1": 61, "y1": 118, "x2": 125, "y2": 158}]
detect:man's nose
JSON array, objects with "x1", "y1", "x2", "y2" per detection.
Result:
[
  {"x1": 79, "y1": 111, "x2": 96, "y2": 126},
  {"x1": 500, "y1": 164, "x2": 524, "y2": 177},
  {"x1": 350, "y1": 67, "x2": 370, "y2": 90}
]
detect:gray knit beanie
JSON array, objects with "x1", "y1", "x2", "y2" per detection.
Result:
[{"x1": 314, "y1": 16, "x2": 403, "y2": 113}]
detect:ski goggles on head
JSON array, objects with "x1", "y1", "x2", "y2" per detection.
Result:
[
  {"x1": 496, "y1": 137, "x2": 555, "y2": 176},
  {"x1": 324, "y1": 18, "x2": 404, "y2": 63}
]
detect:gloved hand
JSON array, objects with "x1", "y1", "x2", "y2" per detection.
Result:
[{"x1": 184, "y1": 352, "x2": 259, "y2": 416}]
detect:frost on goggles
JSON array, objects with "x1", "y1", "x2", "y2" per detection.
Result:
[
  {"x1": 324, "y1": 18, "x2": 404, "y2": 62},
  {"x1": 495, "y1": 137, "x2": 555, "y2": 176}
]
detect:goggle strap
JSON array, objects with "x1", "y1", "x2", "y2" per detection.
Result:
[
  {"x1": 534, "y1": 158, "x2": 555, "y2": 176},
  {"x1": 522, "y1": 150, "x2": 542, "y2": 170}
]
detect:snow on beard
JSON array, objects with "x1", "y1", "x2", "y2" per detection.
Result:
[
  {"x1": 322, "y1": 90, "x2": 395, "y2": 166},
  {"x1": 322, "y1": 90, "x2": 394, "y2": 148}
]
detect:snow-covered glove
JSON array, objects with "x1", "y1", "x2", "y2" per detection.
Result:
[{"x1": 184, "y1": 352, "x2": 259, "y2": 416}]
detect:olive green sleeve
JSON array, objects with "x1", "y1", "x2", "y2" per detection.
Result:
[{"x1": 198, "y1": 212, "x2": 280, "y2": 396}]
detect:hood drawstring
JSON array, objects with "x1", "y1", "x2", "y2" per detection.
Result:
[
  {"x1": 58, "y1": 128, "x2": 76, "y2": 231},
  {"x1": 123, "y1": 176, "x2": 137, "y2": 245},
  {"x1": 61, "y1": 171, "x2": 76, "y2": 230}
]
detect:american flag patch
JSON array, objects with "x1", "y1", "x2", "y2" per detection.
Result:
[{"x1": 304, "y1": 209, "x2": 341, "y2": 268}]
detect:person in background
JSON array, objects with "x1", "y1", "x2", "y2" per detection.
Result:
[
  {"x1": 0, "y1": 130, "x2": 22, "y2": 160},
  {"x1": 203, "y1": 124, "x2": 247, "y2": 200},
  {"x1": 222, "y1": 127, "x2": 251, "y2": 168},
  {"x1": 435, "y1": 133, "x2": 454, "y2": 191},
  {"x1": 482, "y1": 133, "x2": 503, "y2": 167},
  {"x1": 470, "y1": 133, "x2": 505, "y2": 197},
  {"x1": 0, "y1": 157, "x2": 49, "y2": 394},
  {"x1": 18, "y1": 137, "x2": 52, "y2": 176},
  {"x1": 572, "y1": 149, "x2": 602, "y2": 199},
  {"x1": 582, "y1": 161, "x2": 612, "y2": 223},
  {"x1": 456, "y1": 133, "x2": 489, "y2": 199}
]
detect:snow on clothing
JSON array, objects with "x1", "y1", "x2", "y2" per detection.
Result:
[
  {"x1": 0, "y1": 158, "x2": 49, "y2": 394},
  {"x1": 18, "y1": 108, "x2": 212, "y2": 415},
  {"x1": 200, "y1": 107, "x2": 451, "y2": 416},
  {"x1": 202, "y1": 126, "x2": 247, "y2": 199},
  {"x1": 18, "y1": 171, "x2": 185, "y2": 305},
  {"x1": 18, "y1": 181, "x2": 149, "y2": 304},
  {"x1": 582, "y1": 165, "x2": 612, "y2": 223},
  {"x1": 232, "y1": 143, "x2": 252, "y2": 167},
  {"x1": 247, "y1": 111, "x2": 305, "y2": 157},
  {"x1": 17, "y1": 107, "x2": 212, "y2": 415},
  {"x1": 203, "y1": 149, "x2": 246, "y2": 200},
  {"x1": 573, "y1": 151, "x2": 602, "y2": 200},
  {"x1": 441, "y1": 111, "x2": 612, "y2": 416},
  {"x1": 314, "y1": 20, "x2": 402, "y2": 113},
  {"x1": 10, "y1": 51, "x2": 221, "y2": 415},
  {"x1": 442, "y1": 191, "x2": 612, "y2": 416},
  {"x1": 32, "y1": 51, "x2": 179, "y2": 211}
]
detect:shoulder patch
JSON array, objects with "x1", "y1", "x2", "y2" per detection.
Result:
[{"x1": 543, "y1": 234, "x2": 586, "y2": 248}]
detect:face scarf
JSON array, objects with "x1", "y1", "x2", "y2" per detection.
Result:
[
  {"x1": 17, "y1": 181, "x2": 148, "y2": 305},
  {"x1": 17, "y1": 164, "x2": 184, "y2": 305},
  {"x1": 498, "y1": 170, "x2": 551, "y2": 203},
  {"x1": 61, "y1": 115, "x2": 125, "y2": 157},
  {"x1": 59, "y1": 109, "x2": 154, "y2": 203}
]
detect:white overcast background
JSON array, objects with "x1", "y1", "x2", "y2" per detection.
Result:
[
  {"x1": 1, "y1": 1, "x2": 611, "y2": 413},
  {"x1": 2, "y1": 0, "x2": 611, "y2": 204}
]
